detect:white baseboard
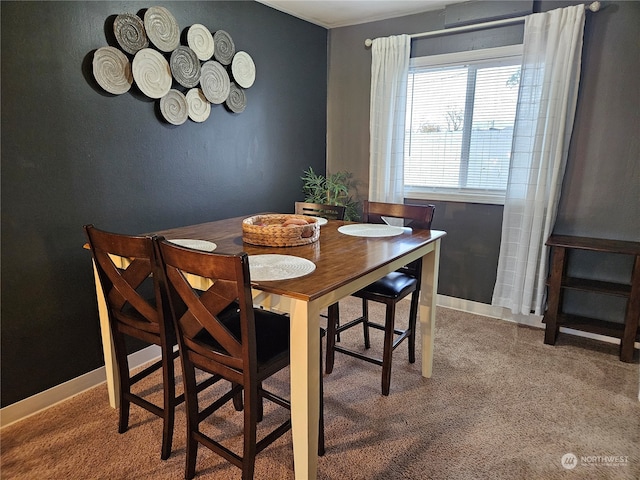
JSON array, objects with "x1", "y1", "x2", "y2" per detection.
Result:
[
  {"x1": 437, "y1": 294, "x2": 640, "y2": 350},
  {"x1": 0, "y1": 345, "x2": 161, "y2": 429},
  {"x1": 3, "y1": 296, "x2": 639, "y2": 427}
]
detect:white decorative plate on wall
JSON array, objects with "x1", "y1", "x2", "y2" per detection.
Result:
[
  {"x1": 187, "y1": 24, "x2": 214, "y2": 61},
  {"x1": 231, "y1": 51, "x2": 256, "y2": 89},
  {"x1": 93, "y1": 46, "x2": 133, "y2": 95},
  {"x1": 185, "y1": 88, "x2": 211, "y2": 123},
  {"x1": 144, "y1": 6, "x2": 180, "y2": 52},
  {"x1": 132, "y1": 48, "x2": 172, "y2": 99}
]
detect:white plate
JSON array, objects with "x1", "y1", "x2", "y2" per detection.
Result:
[
  {"x1": 168, "y1": 239, "x2": 217, "y2": 251},
  {"x1": 300, "y1": 216, "x2": 327, "y2": 226},
  {"x1": 249, "y1": 254, "x2": 315, "y2": 281},
  {"x1": 338, "y1": 224, "x2": 405, "y2": 237}
]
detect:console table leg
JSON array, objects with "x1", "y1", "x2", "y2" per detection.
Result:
[
  {"x1": 544, "y1": 246, "x2": 566, "y2": 345},
  {"x1": 620, "y1": 255, "x2": 640, "y2": 362}
]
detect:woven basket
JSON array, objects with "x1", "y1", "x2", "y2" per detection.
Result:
[{"x1": 242, "y1": 214, "x2": 319, "y2": 247}]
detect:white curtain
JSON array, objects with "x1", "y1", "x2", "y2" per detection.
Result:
[
  {"x1": 368, "y1": 34, "x2": 411, "y2": 203},
  {"x1": 492, "y1": 5, "x2": 586, "y2": 315}
]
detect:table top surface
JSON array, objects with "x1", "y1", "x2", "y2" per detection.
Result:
[{"x1": 152, "y1": 215, "x2": 446, "y2": 302}]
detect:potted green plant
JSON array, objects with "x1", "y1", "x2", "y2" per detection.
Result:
[{"x1": 301, "y1": 167, "x2": 360, "y2": 221}]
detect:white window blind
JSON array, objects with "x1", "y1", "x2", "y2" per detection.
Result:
[{"x1": 404, "y1": 45, "x2": 523, "y2": 204}]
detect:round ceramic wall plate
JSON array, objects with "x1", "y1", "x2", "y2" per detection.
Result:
[
  {"x1": 213, "y1": 29, "x2": 235, "y2": 65},
  {"x1": 170, "y1": 46, "x2": 201, "y2": 88},
  {"x1": 144, "y1": 6, "x2": 180, "y2": 52},
  {"x1": 132, "y1": 48, "x2": 172, "y2": 99},
  {"x1": 200, "y1": 60, "x2": 230, "y2": 104},
  {"x1": 225, "y1": 82, "x2": 246, "y2": 113},
  {"x1": 185, "y1": 88, "x2": 211, "y2": 123},
  {"x1": 160, "y1": 89, "x2": 188, "y2": 125},
  {"x1": 93, "y1": 46, "x2": 133, "y2": 95},
  {"x1": 249, "y1": 254, "x2": 316, "y2": 281},
  {"x1": 113, "y1": 13, "x2": 148, "y2": 55},
  {"x1": 187, "y1": 24, "x2": 214, "y2": 61},
  {"x1": 231, "y1": 51, "x2": 256, "y2": 89}
]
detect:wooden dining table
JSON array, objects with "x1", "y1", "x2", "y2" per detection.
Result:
[{"x1": 90, "y1": 214, "x2": 446, "y2": 480}]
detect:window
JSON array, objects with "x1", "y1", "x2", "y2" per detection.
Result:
[{"x1": 404, "y1": 45, "x2": 523, "y2": 204}]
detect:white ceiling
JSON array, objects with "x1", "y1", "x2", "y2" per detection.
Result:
[{"x1": 256, "y1": 0, "x2": 467, "y2": 29}]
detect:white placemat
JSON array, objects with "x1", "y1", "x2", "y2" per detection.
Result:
[
  {"x1": 338, "y1": 224, "x2": 405, "y2": 237},
  {"x1": 168, "y1": 239, "x2": 217, "y2": 251},
  {"x1": 249, "y1": 254, "x2": 316, "y2": 281}
]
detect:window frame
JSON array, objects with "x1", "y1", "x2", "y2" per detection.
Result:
[{"x1": 405, "y1": 44, "x2": 524, "y2": 205}]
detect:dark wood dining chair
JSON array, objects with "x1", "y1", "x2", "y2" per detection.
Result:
[
  {"x1": 295, "y1": 201, "x2": 346, "y2": 221},
  {"x1": 84, "y1": 225, "x2": 183, "y2": 460},
  {"x1": 325, "y1": 201, "x2": 436, "y2": 395},
  {"x1": 156, "y1": 238, "x2": 325, "y2": 480}
]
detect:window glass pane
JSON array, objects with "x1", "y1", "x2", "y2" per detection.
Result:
[
  {"x1": 467, "y1": 64, "x2": 520, "y2": 190},
  {"x1": 404, "y1": 48, "x2": 522, "y2": 203},
  {"x1": 405, "y1": 66, "x2": 467, "y2": 188}
]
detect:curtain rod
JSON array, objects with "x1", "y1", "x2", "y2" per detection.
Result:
[{"x1": 364, "y1": 1, "x2": 600, "y2": 47}]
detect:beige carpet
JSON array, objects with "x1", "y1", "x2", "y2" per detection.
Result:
[{"x1": 2, "y1": 298, "x2": 639, "y2": 479}]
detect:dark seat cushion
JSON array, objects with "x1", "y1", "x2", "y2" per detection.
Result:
[
  {"x1": 194, "y1": 306, "x2": 290, "y2": 366},
  {"x1": 354, "y1": 271, "x2": 417, "y2": 300}
]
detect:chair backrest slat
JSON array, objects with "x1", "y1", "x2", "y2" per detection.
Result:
[
  {"x1": 157, "y1": 239, "x2": 255, "y2": 375},
  {"x1": 84, "y1": 225, "x2": 162, "y2": 331},
  {"x1": 295, "y1": 201, "x2": 346, "y2": 220},
  {"x1": 363, "y1": 201, "x2": 435, "y2": 230}
]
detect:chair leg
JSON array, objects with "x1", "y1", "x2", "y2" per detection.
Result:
[
  {"x1": 114, "y1": 332, "x2": 130, "y2": 435},
  {"x1": 362, "y1": 299, "x2": 371, "y2": 349},
  {"x1": 325, "y1": 303, "x2": 339, "y2": 374},
  {"x1": 183, "y1": 360, "x2": 200, "y2": 480},
  {"x1": 381, "y1": 302, "x2": 397, "y2": 396},
  {"x1": 408, "y1": 290, "x2": 420, "y2": 364},
  {"x1": 241, "y1": 385, "x2": 259, "y2": 480},
  {"x1": 257, "y1": 382, "x2": 264, "y2": 422},
  {"x1": 160, "y1": 344, "x2": 176, "y2": 460},
  {"x1": 233, "y1": 384, "x2": 244, "y2": 411}
]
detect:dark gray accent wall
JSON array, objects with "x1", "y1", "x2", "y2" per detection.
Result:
[
  {"x1": 327, "y1": 1, "x2": 639, "y2": 308},
  {"x1": 1, "y1": 1, "x2": 327, "y2": 407}
]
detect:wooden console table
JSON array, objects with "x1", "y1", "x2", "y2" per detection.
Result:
[{"x1": 543, "y1": 234, "x2": 640, "y2": 362}]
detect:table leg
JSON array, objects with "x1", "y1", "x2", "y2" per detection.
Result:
[
  {"x1": 92, "y1": 260, "x2": 119, "y2": 408},
  {"x1": 420, "y1": 238, "x2": 441, "y2": 378},
  {"x1": 288, "y1": 298, "x2": 320, "y2": 480}
]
